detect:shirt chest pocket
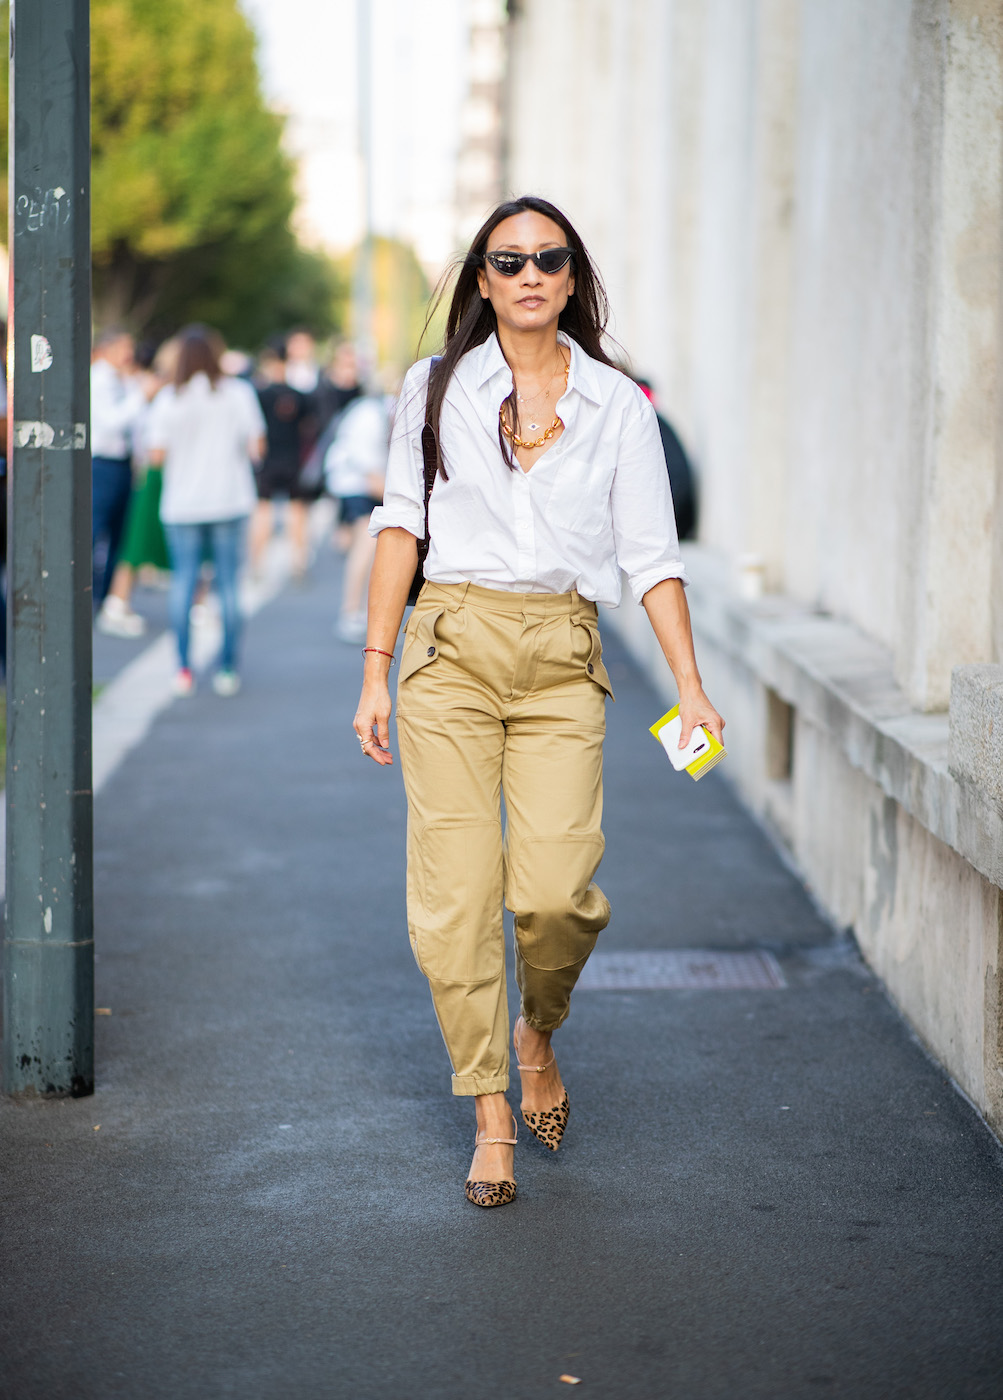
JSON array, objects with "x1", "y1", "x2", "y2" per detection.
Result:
[{"x1": 545, "y1": 457, "x2": 614, "y2": 537}]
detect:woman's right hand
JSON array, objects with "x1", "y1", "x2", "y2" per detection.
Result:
[{"x1": 354, "y1": 668, "x2": 395, "y2": 765}]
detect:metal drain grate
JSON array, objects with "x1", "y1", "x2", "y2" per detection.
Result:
[{"x1": 578, "y1": 949, "x2": 786, "y2": 991}]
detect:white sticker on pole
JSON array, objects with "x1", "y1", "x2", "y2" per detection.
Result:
[{"x1": 31, "y1": 334, "x2": 53, "y2": 372}]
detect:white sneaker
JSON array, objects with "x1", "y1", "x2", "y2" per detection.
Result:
[
  {"x1": 97, "y1": 597, "x2": 147, "y2": 639},
  {"x1": 172, "y1": 668, "x2": 195, "y2": 697},
  {"x1": 212, "y1": 670, "x2": 241, "y2": 697}
]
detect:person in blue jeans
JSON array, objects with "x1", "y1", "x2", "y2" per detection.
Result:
[
  {"x1": 161, "y1": 518, "x2": 247, "y2": 692},
  {"x1": 146, "y1": 326, "x2": 266, "y2": 697},
  {"x1": 90, "y1": 329, "x2": 149, "y2": 611}
]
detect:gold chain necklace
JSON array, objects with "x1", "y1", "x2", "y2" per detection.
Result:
[
  {"x1": 517, "y1": 358, "x2": 566, "y2": 406},
  {"x1": 500, "y1": 357, "x2": 570, "y2": 451}
]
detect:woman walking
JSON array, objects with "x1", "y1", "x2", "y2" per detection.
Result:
[
  {"x1": 354, "y1": 197, "x2": 723, "y2": 1208},
  {"x1": 148, "y1": 326, "x2": 266, "y2": 697}
]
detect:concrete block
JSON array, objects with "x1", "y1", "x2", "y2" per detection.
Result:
[{"x1": 949, "y1": 665, "x2": 1003, "y2": 812}]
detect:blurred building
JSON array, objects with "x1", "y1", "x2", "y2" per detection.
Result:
[
  {"x1": 455, "y1": 0, "x2": 508, "y2": 249},
  {"x1": 506, "y1": 0, "x2": 1003, "y2": 1135}
]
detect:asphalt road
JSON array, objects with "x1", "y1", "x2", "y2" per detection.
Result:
[
  {"x1": 92, "y1": 575, "x2": 171, "y2": 689},
  {"x1": 3, "y1": 547, "x2": 1002, "y2": 1400}
]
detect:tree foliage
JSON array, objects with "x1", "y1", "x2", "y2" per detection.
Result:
[{"x1": 0, "y1": 0, "x2": 345, "y2": 346}]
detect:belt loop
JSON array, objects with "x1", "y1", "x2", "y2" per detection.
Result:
[
  {"x1": 571, "y1": 590, "x2": 581, "y2": 626},
  {"x1": 449, "y1": 580, "x2": 470, "y2": 611}
]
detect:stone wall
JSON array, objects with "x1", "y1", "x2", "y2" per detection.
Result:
[{"x1": 505, "y1": 0, "x2": 1003, "y2": 1132}]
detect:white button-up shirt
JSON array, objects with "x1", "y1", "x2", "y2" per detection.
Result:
[
  {"x1": 90, "y1": 358, "x2": 147, "y2": 460},
  {"x1": 369, "y1": 332, "x2": 687, "y2": 606},
  {"x1": 147, "y1": 374, "x2": 265, "y2": 525},
  {"x1": 324, "y1": 395, "x2": 391, "y2": 498}
]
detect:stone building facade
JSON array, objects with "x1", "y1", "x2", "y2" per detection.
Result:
[
  {"x1": 504, "y1": 0, "x2": 1003, "y2": 1133},
  {"x1": 455, "y1": 0, "x2": 509, "y2": 251}
]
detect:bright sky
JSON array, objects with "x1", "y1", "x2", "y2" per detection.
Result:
[{"x1": 241, "y1": 0, "x2": 469, "y2": 275}]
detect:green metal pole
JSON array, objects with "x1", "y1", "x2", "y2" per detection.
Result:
[{"x1": 3, "y1": 0, "x2": 94, "y2": 1097}]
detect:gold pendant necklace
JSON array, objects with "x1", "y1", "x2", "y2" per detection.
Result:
[{"x1": 501, "y1": 357, "x2": 570, "y2": 451}]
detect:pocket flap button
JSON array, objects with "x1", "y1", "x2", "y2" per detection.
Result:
[
  {"x1": 427, "y1": 646, "x2": 436, "y2": 656},
  {"x1": 587, "y1": 662, "x2": 595, "y2": 674}
]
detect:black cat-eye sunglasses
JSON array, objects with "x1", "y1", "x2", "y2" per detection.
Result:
[{"x1": 480, "y1": 248, "x2": 574, "y2": 277}]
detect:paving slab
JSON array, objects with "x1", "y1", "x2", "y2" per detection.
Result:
[{"x1": 2, "y1": 547, "x2": 1002, "y2": 1400}]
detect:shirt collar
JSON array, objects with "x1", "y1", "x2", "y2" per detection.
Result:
[
  {"x1": 465, "y1": 330, "x2": 605, "y2": 406},
  {"x1": 469, "y1": 332, "x2": 509, "y2": 389},
  {"x1": 561, "y1": 332, "x2": 603, "y2": 406}
]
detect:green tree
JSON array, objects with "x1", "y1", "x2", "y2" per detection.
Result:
[
  {"x1": 90, "y1": 0, "x2": 343, "y2": 343},
  {"x1": 0, "y1": 0, "x2": 345, "y2": 345}
]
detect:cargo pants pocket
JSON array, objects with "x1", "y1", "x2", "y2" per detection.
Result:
[
  {"x1": 407, "y1": 820, "x2": 505, "y2": 983},
  {"x1": 399, "y1": 605, "x2": 447, "y2": 687},
  {"x1": 572, "y1": 616, "x2": 615, "y2": 701}
]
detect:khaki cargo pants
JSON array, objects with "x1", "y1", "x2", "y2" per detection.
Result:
[{"x1": 396, "y1": 581, "x2": 613, "y2": 1096}]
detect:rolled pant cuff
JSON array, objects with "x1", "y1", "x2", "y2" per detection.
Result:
[
  {"x1": 521, "y1": 1009, "x2": 569, "y2": 1034},
  {"x1": 451, "y1": 1072, "x2": 509, "y2": 1097}
]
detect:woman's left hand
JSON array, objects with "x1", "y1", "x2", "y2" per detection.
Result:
[
  {"x1": 639, "y1": 581, "x2": 724, "y2": 750},
  {"x1": 677, "y1": 688, "x2": 725, "y2": 749}
]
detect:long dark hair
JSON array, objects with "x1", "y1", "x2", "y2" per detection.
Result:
[
  {"x1": 422, "y1": 196, "x2": 617, "y2": 477},
  {"x1": 174, "y1": 324, "x2": 224, "y2": 389}
]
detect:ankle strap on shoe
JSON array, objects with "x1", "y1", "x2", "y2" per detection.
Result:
[
  {"x1": 514, "y1": 1016, "x2": 555, "y2": 1074},
  {"x1": 475, "y1": 1115, "x2": 518, "y2": 1146}
]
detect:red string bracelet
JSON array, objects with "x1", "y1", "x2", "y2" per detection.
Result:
[{"x1": 362, "y1": 647, "x2": 397, "y2": 666}]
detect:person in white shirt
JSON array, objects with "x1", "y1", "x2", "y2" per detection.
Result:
[
  {"x1": 324, "y1": 393, "x2": 390, "y2": 642},
  {"x1": 90, "y1": 329, "x2": 149, "y2": 616},
  {"x1": 284, "y1": 328, "x2": 320, "y2": 394},
  {"x1": 147, "y1": 326, "x2": 266, "y2": 697},
  {"x1": 354, "y1": 196, "x2": 724, "y2": 1209}
]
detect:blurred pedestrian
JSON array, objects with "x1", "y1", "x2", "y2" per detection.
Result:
[
  {"x1": 316, "y1": 343, "x2": 364, "y2": 552},
  {"x1": 316, "y1": 341, "x2": 363, "y2": 425},
  {"x1": 90, "y1": 328, "x2": 150, "y2": 617},
  {"x1": 147, "y1": 326, "x2": 265, "y2": 697},
  {"x1": 325, "y1": 392, "x2": 389, "y2": 642},
  {"x1": 97, "y1": 337, "x2": 179, "y2": 637},
  {"x1": 354, "y1": 196, "x2": 724, "y2": 1209},
  {"x1": 251, "y1": 341, "x2": 314, "y2": 581},
  {"x1": 284, "y1": 328, "x2": 320, "y2": 394},
  {"x1": 634, "y1": 376, "x2": 697, "y2": 540}
]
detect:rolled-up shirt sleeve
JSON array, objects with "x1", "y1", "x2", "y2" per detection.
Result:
[
  {"x1": 368, "y1": 358, "x2": 432, "y2": 539},
  {"x1": 611, "y1": 391, "x2": 689, "y2": 602}
]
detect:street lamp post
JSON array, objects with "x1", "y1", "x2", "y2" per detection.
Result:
[
  {"x1": 3, "y1": 0, "x2": 94, "y2": 1097},
  {"x1": 353, "y1": 0, "x2": 375, "y2": 372}
]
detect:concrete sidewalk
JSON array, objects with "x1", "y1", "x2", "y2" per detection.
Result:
[{"x1": 2, "y1": 547, "x2": 1002, "y2": 1400}]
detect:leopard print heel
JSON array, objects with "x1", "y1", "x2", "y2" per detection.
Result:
[
  {"x1": 521, "y1": 1090, "x2": 570, "y2": 1152},
  {"x1": 464, "y1": 1116, "x2": 518, "y2": 1209},
  {"x1": 514, "y1": 1016, "x2": 570, "y2": 1152},
  {"x1": 464, "y1": 1179, "x2": 517, "y2": 1208}
]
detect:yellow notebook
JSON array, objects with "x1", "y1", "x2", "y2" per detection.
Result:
[{"x1": 649, "y1": 704, "x2": 727, "y2": 781}]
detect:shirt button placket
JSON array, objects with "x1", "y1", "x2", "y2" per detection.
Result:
[{"x1": 513, "y1": 472, "x2": 535, "y2": 586}]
